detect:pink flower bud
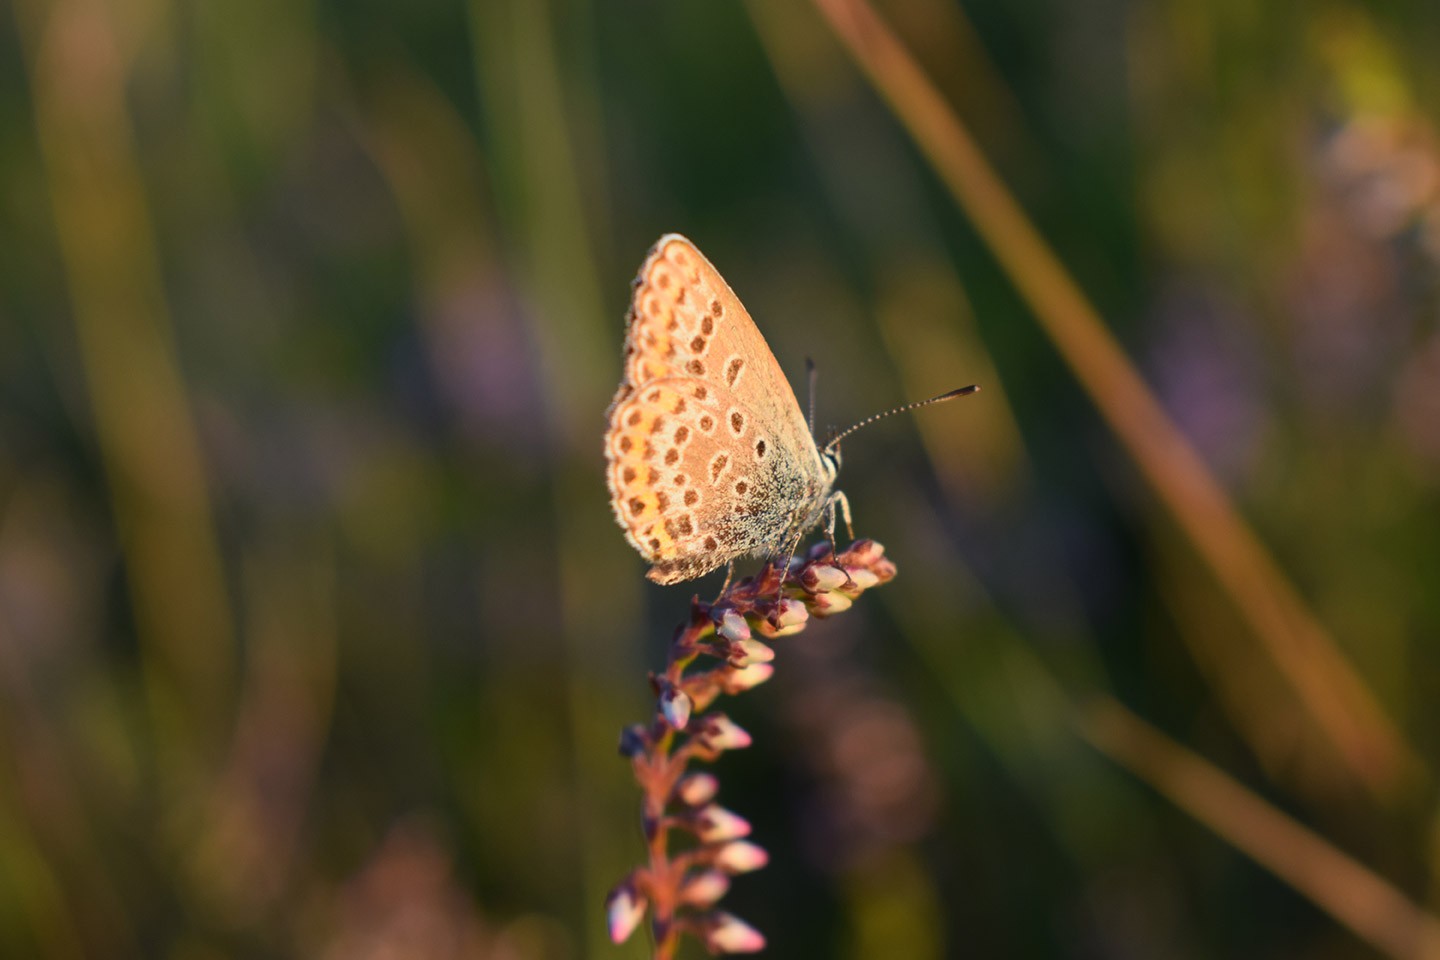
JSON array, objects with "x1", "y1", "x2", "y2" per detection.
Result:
[
  {"x1": 713, "y1": 840, "x2": 769, "y2": 874},
  {"x1": 841, "y1": 567, "x2": 880, "y2": 594},
  {"x1": 803, "y1": 564, "x2": 849, "y2": 593},
  {"x1": 735, "y1": 638, "x2": 774, "y2": 664},
  {"x1": 618, "y1": 724, "x2": 649, "y2": 758},
  {"x1": 674, "y1": 772, "x2": 719, "y2": 807},
  {"x1": 605, "y1": 878, "x2": 647, "y2": 943},
  {"x1": 716, "y1": 608, "x2": 751, "y2": 643},
  {"x1": 678, "y1": 869, "x2": 730, "y2": 907},
  {"x1": 659, "y1": 686, "x2": 692, "y2": 730},
  {"x1": 702, "y1": 911, "x2": 766, "y2": 953},
  {"x1": 805, "y1": 541, "x2": 833, "y2": 562},
  {"x1": 698, "y1": 715, "x2": 752, "y2": 751},
  {"x1": 844, "y1": 539, "x2": 885, "y2": 566},
  {"x1": 722, "y1": 662, "x2": 774, "y2": 693},
  {"x1": 772, "y1": 597, "x2": 809, "y2": 627},
  {"x1": 810, "y1": 590, "x2": 853, "y2": 617},
  {"x1": 695, "y1": 803, "x2": 751, "y2": 842},
  {"x1": 754, "y1": 597, "x2": 808, "y2": 638}
]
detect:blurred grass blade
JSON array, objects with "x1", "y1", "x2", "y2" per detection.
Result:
[
  {"x1": 467, "y1": 1, "x2": 643, "y2": 955},
  {"x1": 806, "y1": 0, "x2": 1417, "y2": 795},
  {"x1": 1080, "y1": 699, "x2": 1440, "y2": 960},
  {"x1": 17, "y1": 0, "x2": 235, "y2": 777}
]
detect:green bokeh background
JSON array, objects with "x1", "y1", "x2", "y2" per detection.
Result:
[{"x1": 3, "y1": 0, "x2": 1439, "y2": 957}]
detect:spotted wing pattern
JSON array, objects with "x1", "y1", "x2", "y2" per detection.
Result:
[{"x1": 604, "y1": 235, "x2": 831, "y2": 584}]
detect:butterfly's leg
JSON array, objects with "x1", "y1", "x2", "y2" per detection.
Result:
[
  {"x1": 775, "y1": 527, "x2": 807, "y2": 593},
  {"x1": 714, "y1": 561, "x2": 736, "y2": 600},
  {"x1": 822, "y1": 496, "x2": 839, "y2": 562},
  {"x1": 833, "y1": 490, "x2": 855, "y2": 542},
  {"x1": 825, "y1": 492, "x2": 857, "y2": 588}
]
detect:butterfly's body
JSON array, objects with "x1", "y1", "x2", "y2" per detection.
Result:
[{"x1": 605, "y1": 234, "x2": 842, "y2": 584}]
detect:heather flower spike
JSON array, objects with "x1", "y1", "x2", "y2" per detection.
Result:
[{"x1": 606, "y1": 540, "x2": 899, "y2": 958}]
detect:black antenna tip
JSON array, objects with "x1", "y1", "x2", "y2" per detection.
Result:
[{"x1": 937, "y1": 385, "x2": 980, "y2": 400}]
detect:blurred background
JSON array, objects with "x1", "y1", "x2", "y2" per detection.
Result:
[{"x1": 3, "y1": 0, "x2": 1440, "y2": 956}]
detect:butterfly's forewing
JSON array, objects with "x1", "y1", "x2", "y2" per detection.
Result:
[
  {"x1": 614, "y1": 236, "x2": 809, "y2": 436},
  {"x1": 605, "y1": 235, "x2": 829, "y2": 584}
]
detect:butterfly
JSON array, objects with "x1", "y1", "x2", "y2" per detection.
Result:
[{"x1": 604, "y1": 234, "x2": 975, "y2": 585}]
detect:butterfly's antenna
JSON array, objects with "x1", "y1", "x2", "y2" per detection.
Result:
[
  {"x1": 805, "y1": 357, "x2": 818, "y2": 438},
  {"x1": 822, "y1": 385, "x2": 980, "y2": 456}
]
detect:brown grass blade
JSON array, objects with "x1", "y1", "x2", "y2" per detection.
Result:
[
  {"x1": 806, "y1": 0, "x2": 1418, "y2": 796},
  {"x1": 1079, "y1": 699, "x2": 1440, "y2": 960}
]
